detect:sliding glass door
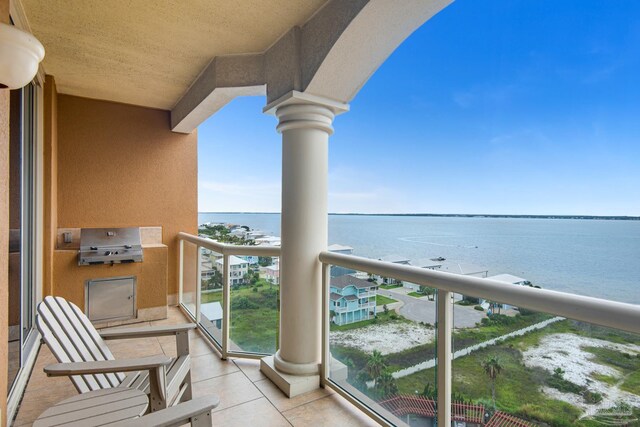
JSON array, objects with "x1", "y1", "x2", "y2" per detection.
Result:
[{"x1": 7, "y1": 81, "x2": 38, "y2": 395}]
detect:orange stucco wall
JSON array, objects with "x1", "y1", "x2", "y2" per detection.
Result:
[
  {"x1": 1, "y1": 1, "x2": 10, "y2": 423},
  {"x1": 43, "y1": 76, "x2": 58, "y2": 298},
  {"x1": 54, "y1": 95, "x2": 197, "y2": 299}
]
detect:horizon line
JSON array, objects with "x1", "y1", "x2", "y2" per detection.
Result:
[{"x1": 198, "y1": 212, "x2": 640, "y2": 220}]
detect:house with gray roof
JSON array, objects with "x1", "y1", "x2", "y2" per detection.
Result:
[{"x1": 330, "y1": 275, "x2": 378, "y2": 326}]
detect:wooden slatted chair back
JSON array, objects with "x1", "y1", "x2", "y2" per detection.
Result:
[{"x1": 36, "y1": 296, "x2": 126, "y2": 393}]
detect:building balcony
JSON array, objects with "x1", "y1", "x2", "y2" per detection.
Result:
[
  {"x1": 3, "y1": 2, "x2": 640, "y2": 426},
  {"x1": 12, "y1": 306, "x2": 377, "y2": 427}
]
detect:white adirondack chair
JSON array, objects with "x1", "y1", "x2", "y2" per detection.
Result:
[
  {"x1": 36, "y1": 296, "x2": 195, "y2": 411},
  {"x1": 115, "y1": 395, "x2": 219, "y2": 426}
]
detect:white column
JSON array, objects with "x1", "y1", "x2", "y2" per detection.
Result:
[{"x1": 266, "y1": 92, "x2": 348, "y2": 376}]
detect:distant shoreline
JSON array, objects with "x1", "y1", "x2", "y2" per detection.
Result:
[{"x1": 199, "y1": 212, "x2": 640, "y2": 221}]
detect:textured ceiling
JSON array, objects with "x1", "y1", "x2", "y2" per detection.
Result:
[{"x1": 21, "y1": 0, "x2": 327, "y2": 109}]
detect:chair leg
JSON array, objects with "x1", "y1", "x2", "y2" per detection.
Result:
[
  {"x1": 190, "y1": 410, "x2": 212, "y2": 427},
  {"x1": 149, "y1": 365, "x2": 168, "y2": 412},
  {"x1": 182, "y1": 372, "x2": 193, "y2": 402}
]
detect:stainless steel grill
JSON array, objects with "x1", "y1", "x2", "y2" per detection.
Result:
[{"x1": 78, "y1": 227, "x2": 143, "y2": 266}]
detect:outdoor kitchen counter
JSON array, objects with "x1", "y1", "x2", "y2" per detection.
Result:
[{"x1": 51, "y1": 243, "x2": 169, "y2": 326}]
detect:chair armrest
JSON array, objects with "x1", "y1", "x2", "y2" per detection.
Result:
[
  {"x1": 99, "y1": 324, "x2": 196, "y2": 340},
  {"x1": 44, "y1": 355, "x2": 172, "y2": 376},
  {"x1": 113, "y1": 396, "x2": 220, "y2": 427}
]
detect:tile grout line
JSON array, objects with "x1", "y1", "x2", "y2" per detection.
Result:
[{"x1": 230, "y1": 360, "x2": 294, "y2": 426}]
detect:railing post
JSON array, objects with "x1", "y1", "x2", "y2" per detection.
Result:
[
  {"x1": 320, "y1": 262, "x2": 331, "y2": 386},
  {"x1": 195, "y1": 245, "x2": 202, "y2": 327},
  {"x1": 437, "y1": 290, "x2": 452, "y2": 426},
  {"x1": 222, "y1": 253, "x2": 231, "y2": 359},
  {"x1": 178, "y1": 239, "x2": 184, "y2": 305}
]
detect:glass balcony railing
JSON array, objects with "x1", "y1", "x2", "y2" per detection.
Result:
[
  {"x1": 319, "y1": 251, "x2": 640, "y2": 427},
  {"x1": 178, "y1": 233, "x2": 640, "y2": 426},
  {"x1": 178, "y1": 232, "x2": 280, "y2": 359},
  {"x1": 326, "y1": 266, "x2": 438, "y2": 427}
]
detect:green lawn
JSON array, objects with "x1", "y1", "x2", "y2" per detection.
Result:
[
  {"x1": 200, "y1": 284, "x2": 279, "y2": 354},
  {"x1": 396, "y1": 330, "x2": 583, "y2": 426},
  {"x1": 380, "y1": 283, "x2": 403, "y2": 289},
  {"x1": 330, "y1": 310, "x2": 406, "y2": 332},
  {"x1": 376, "y1": 294, "x2": 397, "y2": 306},
  {"x1": 392, "y1": 319, "x2": 640, "y2": 426},
  {"x1": 407, "y1": 291, "x2": 430, "y2": 298},
  {"x1": 622, "y1": 370, "x2": 640, "y2": 395}
]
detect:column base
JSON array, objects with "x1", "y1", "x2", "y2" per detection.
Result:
[{"x1": 260, "y1": 356, "x2": 320, "y2": 398}]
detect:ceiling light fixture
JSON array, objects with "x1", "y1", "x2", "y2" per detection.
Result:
[{"x1": 0, "y1": 23, "x2": 44, "y2": 89}]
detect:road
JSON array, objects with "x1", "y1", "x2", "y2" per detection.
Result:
[{"x1": 378, "y1": 288, "x2": 486, "y2": 328}]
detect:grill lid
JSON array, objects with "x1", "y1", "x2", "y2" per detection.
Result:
[{"x1": 79, "y1": 227, "x2": 143, "y2": 265}]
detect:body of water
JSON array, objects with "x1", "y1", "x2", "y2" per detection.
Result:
[{"x1": 198, "y1": 213, "x2": 640, "y2": 304}]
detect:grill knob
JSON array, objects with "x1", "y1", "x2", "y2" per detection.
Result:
[{"x1": 104, "y1": 250, "x2": 112, "y2": 256}]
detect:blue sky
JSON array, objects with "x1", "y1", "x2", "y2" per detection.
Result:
[{"x1": 198, "y1": 0, "x2": 640, "y2": 216}]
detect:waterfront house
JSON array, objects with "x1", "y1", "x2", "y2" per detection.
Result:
[
  {"x1": 255, "y1": 235, "x2": 281, "y2": 246},
  {"x1": 438, "y1": 261, "x2": 489, "y2": 302},
  {"x1": 378, "y1": 255, "x2": 412, "y2": 285},
  {"x1": 439, "y1": 261, "x2": 488, "y2": 278},
  {"x1": 329, "y1": 243, "x2": 356, "y2": 277},
  {"x1": 485, "y1": 274, "x2": 531, "y2": 310},
  {"x1": 404, "y1": 258, "x2": 444, "y2": 291},
  {"x1": 330, "y1": 275, "x2": 378, "y2": 326},
  {"x1": 260, "y1": 263, "x2": 280, "y2": 285},
  {"x1": 486, "y1": 274, "x2": 530, "y2": 287},
  {"x1": 200, "y1": 259, "x2": 216, "y2": 280},
  {"x1": 328, "y1": 243, "x2": 354, "y2": 255},
  {"x1": 239, "y1": 255, "x2": 259, "y2": 265},
  {"x1": 380, "y1": 254, "x2": 412, "y2": 265},
  {"x1": 215, "y1": 255, "x2": 249, "y2": 285}
]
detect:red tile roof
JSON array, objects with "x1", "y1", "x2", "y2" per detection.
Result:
[
  {"x1": 378, "y1": 395, "x2": 484, "y2": 423},
  {"x1": 485, "y1": 411, "x2": 534, "y2": 427}
]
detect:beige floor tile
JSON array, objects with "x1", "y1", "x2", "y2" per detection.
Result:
[
  {"x1": 210, "y1": 397, "x2": 292, "y2": 427},
  {"x1": 108, "y1": 337, "x2": 164, "y2": 359},
  {"x1": 160, "y1": 334, "x2": 218, "y2": 358},
  {"x1": 254, "y1": 379, "x2": 334, "y2": 412},
  {"x1": 192, "y1": 371, "x2": 262, "y2": 412},
  {"x1": 98, "y1": 321, "x2": 153, "y2": 330},
  {"x1": 282, "y1": 394, "x2": 378, "y2": 427},
  {"x1": 190, "y1": 353, "x2": 239, "y2": 382},
  {"x1": 233, "y1": 358, "x2": 267, "y2": 382}
]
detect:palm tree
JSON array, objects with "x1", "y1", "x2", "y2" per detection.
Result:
[
  {"x1": 375, "y1": 370, "x2": 398, "y2": 398},
  {"x1": 366, "y1": 350, "x2": 387, "y2": 387},
  {"x1": 481, "y1": 355, "x2": 503, "y2": 411}
]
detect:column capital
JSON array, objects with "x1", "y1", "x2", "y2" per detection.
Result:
[
  {"x1": 264, "y1": 90, "x2": 349, "y2": 116},
  {"x1": 264, "y1": 91, "x2": 349, "y2": 135}
]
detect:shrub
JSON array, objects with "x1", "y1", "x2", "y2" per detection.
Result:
[
  {"x1": 231, "y1": 296, "x2": 258, "y2": 310},
  {"x1": 518, "y1": 307, "x2": 538, "y2": 316},
  {"x1": 474, "y1": 305, "x2": 484, "y2": 311},
  {"x1": 583, "y1": 390, "x2": 603, "y2": 404},
  {"x1": 546, "y1": 374, "x2": 585, "y2": 395}
]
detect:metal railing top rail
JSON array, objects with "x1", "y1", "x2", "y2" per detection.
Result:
[
  {"x1": 178, "y1": 232, "x2": 281, "y2": 257},
  {"x1": 319, "y1": 251, "x2": 640, "y2": 334}
]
